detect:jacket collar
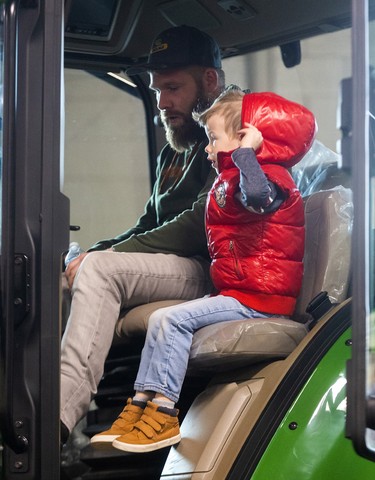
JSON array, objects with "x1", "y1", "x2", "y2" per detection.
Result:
[{"x1": 217, "y1": 149, "x2": 238, "y2": 173}]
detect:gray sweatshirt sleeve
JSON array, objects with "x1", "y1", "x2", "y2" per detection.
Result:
[{"x1": 232, "y1": 148, "x2": 283, "y2": 213}]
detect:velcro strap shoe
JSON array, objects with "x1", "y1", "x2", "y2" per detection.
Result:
[
  {"x1": 112, "y1": 400, "x2": 181, "y2": 453},
  {"x1": 90, "y1": 398, "x2": 145, "y2": 444}
]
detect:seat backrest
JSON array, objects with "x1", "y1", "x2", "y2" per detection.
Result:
[{"x1": 293, "y1": 186, "x2": 352, "y2": 322}]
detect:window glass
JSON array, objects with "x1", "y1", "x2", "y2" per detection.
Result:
[
  {"x1": 368, "y1": 6, "x2": 375, "y2": 450},
  {"x1": 63, "y1": 69, "x2": 150, "y2": 250}
]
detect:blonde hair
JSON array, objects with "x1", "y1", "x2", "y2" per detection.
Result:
[{"x1": 194, "y1": 87, "x2": 245, "y2": 138}]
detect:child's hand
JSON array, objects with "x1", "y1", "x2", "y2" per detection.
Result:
[{"x1": 238, "y1": 123, "x2": 263, "y2": 151}]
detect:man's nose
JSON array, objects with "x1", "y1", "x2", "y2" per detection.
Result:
[
  {"x1": 157, "y1": 92, "x2": 172, "y2": 111},
  {"x1": 205, "y1": 145, "x2": 211, "y2": 154}
]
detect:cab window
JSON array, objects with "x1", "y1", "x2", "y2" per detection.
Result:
[{"x1": 63, "y1": 69, "x2": 150, "y2": 249}]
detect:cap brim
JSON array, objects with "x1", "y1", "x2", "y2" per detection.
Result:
[{"x1": 125, "y1": 62, "x2": 151, "y2": 75}]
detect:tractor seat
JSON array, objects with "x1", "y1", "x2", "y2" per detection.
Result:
[{"x1": 114, "y1": 187, "x2": 353, "y2": 373}]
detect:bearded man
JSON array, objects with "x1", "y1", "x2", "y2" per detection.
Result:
[{"x1": 60, "y1": 25, "x2": 225, "y2": 441}]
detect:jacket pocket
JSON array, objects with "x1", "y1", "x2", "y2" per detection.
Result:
[{"x1": 229, "y1": 240, "x2": 245, "y2": 280}]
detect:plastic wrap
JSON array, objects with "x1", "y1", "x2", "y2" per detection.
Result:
[{"x1": 292, "y1": 140, "x2": 351, "y2": 197}]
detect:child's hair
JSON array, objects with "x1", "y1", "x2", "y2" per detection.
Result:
[{"x1": 193, "y1": 86, "x2": 245, "y2": 138}]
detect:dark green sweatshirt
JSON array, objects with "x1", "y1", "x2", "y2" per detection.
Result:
[{"x1": 89, "y1": 139, "x2": 216, "y2": 260}]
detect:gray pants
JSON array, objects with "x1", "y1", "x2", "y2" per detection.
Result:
[{"x1": 60, "y1": 251, "x2": 211, "y2": 432}]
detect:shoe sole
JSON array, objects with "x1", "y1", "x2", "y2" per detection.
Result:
[
  {"x1": 112, "y1": 433, "x2": 181, "y2": 453},
  {"x1": 91, "y1": 434, "x2": 121, "y2": 444}
]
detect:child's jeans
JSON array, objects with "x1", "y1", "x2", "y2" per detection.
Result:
[{"x1": 134, "y1": 295, "x2": 274, "y2": 403}]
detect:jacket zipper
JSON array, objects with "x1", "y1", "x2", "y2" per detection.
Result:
[{"x1": 229, "y1": 240, "x2": 245, "y2": 279}]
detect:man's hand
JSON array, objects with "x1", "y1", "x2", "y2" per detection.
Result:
[
  {"x1": 239, "y1": 123, "x2": 263, "y2": 151},
  {"x1": 65, "y1": 253, "x2": 89, "y2": 289}
]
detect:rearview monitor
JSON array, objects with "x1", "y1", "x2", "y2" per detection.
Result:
[{"x1": 65, "y1": 0, "x2": 120, "y2": 41}]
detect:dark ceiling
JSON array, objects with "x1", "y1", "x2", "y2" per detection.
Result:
[{"x1": 64, "y1": 0, "x2": 353, "y2": 67}]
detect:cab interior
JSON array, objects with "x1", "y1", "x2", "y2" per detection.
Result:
[{"x1": 62, "y1": 1, "x2": 357, "y2": 479}]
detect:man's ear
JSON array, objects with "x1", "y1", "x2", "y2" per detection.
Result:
[{"x1": 203, "y1": 68, "x2": 219, "y2": 94}]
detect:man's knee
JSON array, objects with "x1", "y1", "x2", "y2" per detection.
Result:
[{"x1": 77, "y1": 251, "x2": 117, "y2": 277}]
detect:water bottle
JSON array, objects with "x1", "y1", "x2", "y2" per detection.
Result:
[{"x1": 65, "y1": 242, "x2": 83, "y2": 267}]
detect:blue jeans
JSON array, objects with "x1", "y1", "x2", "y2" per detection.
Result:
[{"x1": 134, "y1": 295, "x2": 273, "y2": 403}]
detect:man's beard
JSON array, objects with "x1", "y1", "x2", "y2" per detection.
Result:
[{"x1": 161, "y1": 87, "x2": 213, "y2": 153}]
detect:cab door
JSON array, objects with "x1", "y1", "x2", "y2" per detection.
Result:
[
  {"x1": 0, "y1": 1, "x2": 69, "y2": 478},
  {"x1": 347, "y1": 0, "x2": 375, "y2": 463}
]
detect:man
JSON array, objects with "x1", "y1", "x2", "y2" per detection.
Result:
[{"x1": 61, "y1": 25, "x2": 225, "y2": 440}]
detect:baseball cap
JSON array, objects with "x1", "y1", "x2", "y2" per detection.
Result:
[{"x1": 126, "y1": 25, "x2": 222, "y2": 75}]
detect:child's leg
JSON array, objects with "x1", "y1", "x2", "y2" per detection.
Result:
[
  {"x1": 90, "y1": 301, "x2": 199, "y2": 447},
  {"x1": 111, "y1": 296, "x2": 271, "y2": 453},
  {"x1": 134, "y1": 295, "x2": 270, "y2": 403}
]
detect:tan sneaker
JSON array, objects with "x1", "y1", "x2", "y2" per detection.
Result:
[
  {"x1": 112, "y1": 401, "x2": 181, "y2": 453},
  {"x1": 90, "y1": 398, "x2": 145, "y2": 444}
]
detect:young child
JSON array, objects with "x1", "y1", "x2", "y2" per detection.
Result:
[{"x1": 90, "y1": 88, "x2": 316, "y2": 453}]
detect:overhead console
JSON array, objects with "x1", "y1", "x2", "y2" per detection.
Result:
[
  {"x1": 64, "y1": 0, "x2": 143, "y2": 55},
  {"x1": 65, "y1": 0, "x2": 120, "y2": 42}
]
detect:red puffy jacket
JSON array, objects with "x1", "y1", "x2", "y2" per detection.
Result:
[{"x1": 206, "y1": 92, "x2": 316, "y2": 315}]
